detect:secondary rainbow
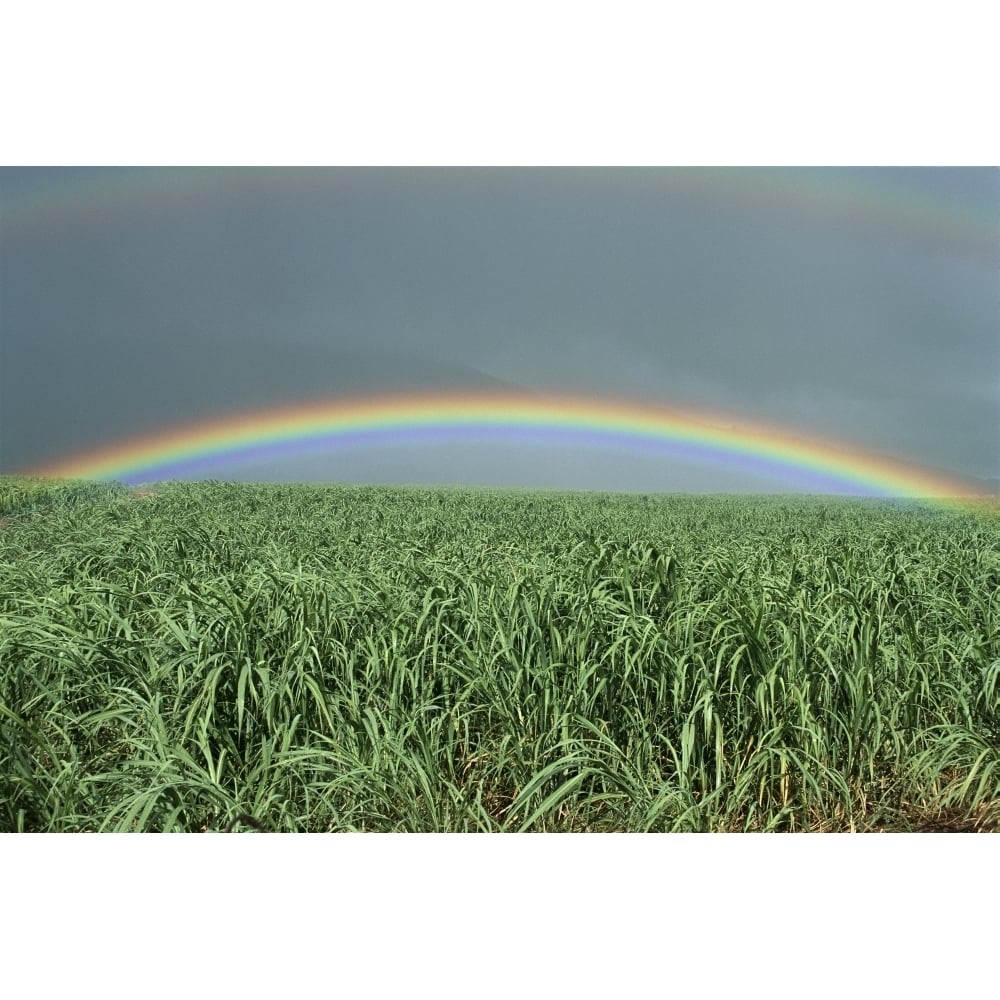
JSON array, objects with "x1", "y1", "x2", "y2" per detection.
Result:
[
  {"x1": 25, "y1": 392, "x2": 989, "y2": 503},
  {"x1": 3, "y1": 167, "x2": 996, "y2": 262}
]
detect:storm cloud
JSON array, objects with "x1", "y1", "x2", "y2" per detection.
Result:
[{"x1": 1, "y1": 167, "x2": 996, "y2": 492}]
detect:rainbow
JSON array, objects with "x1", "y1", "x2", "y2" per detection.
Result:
[
  {"x1": 24, "y1": 392, "x2": 991, "y2": 505},
  {"x1": 5, "y1": 170, "x2": 996, "y2": 508},
  {"x1": 3, "y1": 167, "x2": 997, "y2": 262}
]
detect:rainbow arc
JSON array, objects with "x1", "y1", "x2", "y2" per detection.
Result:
[{"x1": 26, "y1": 391, "x2": 989, "y2": 505}]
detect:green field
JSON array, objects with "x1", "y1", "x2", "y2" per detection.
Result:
[{"x1": 1, "y1": 476, "x2": 997, "y2": 832}]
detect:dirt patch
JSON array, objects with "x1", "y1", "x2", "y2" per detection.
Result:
[{"x1": 912, "y1": 805, "x2": 999, "y2": 833}]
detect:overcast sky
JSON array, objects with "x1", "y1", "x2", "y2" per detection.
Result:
[{"x1": 1, "y1": 166, "x2": 996, "y2": 493}]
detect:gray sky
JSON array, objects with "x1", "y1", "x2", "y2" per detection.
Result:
[{"x1": 1, "y1": 166, "x2": 997, "y2": 493}]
